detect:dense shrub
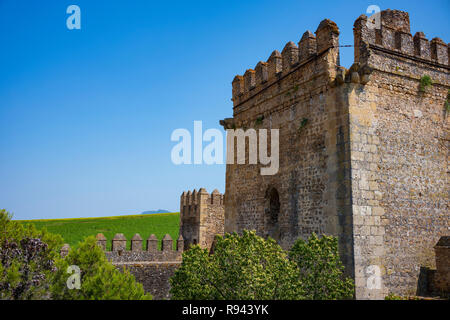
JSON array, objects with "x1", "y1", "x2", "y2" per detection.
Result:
[
  {"x1": 50, "y1": 236, "x2": 152, "y2": 300},
  {"x1": 170, "y1": 230, "x2": 303, "y2": 300},
  {"x1": 289, "y1": 233, "x2": 354, "y2": 299},
  {"x1": 0, "y1": 209, "x2": 63, "y2": 299},
  {"x1": 171, "y1": 230, "x2": 354, "y2": 300},
  {"x1": 1, "y1": 209, "x2": 151, "y2": 300}
]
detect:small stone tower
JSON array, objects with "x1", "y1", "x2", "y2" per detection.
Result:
[{"x1": 179, "y1": 188, "x2": 225, "y2": 251}]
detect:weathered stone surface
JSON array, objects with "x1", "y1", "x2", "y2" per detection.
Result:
[
  {"x1": 222, "y1": 9, "x2": 449, "y2": 300},
  {"x1": 99, "y1": 9, "x2": 448, "y2": 301},
  {"x1": 100, "y1": 234, "x2": 183, "y2": 299},
  {"x1": 433, "y1": 237, "x2": 450, "y2": 293},
  {"x1": 179, "y1": 188, "x2": 224, "y2": 252}
]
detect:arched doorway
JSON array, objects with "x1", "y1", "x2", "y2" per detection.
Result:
[{"x1": 265, "y1": 187, "x2": 281, "y2": 242}]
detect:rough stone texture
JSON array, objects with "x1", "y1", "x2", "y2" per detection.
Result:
[
  {"x1": 60, "y1": 243, "x2": 70, "y2": 258},
  {"x1": 221, "y1": 9, "x2": 449, "y2": 299},
  {"x1": 97, "y1": 233, "x2": 183, "y2": 300},
  {"x1": 94, "y1": 9, "x2": 448, "y2": 301},
  {"x1": 224, "y1": 15, "x2": 355, "y2": 282},
  {"x1": 115, "y1": 262, "x2": 181, "y2": 300},
  {"x1": 179, "y1": 188, "x2": 224, "y2": 251},
  {"x1": 433, "y1": 236, "x2": 450, "y2": 294}
]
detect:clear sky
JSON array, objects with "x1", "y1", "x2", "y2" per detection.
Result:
[{"x1": 1, "y1": 0, "x2": 448, "y2": 220}]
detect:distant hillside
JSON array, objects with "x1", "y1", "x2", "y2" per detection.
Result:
[
  {"x1": 141, "y1": 209, "x2": 171, "y2": 214},
  {"x1": 18, "y1": 213, "x2": 179, "y2": 250}
]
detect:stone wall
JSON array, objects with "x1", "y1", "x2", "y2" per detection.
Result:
[
  {"x1": 96, "y1": 233, "x2": 183, "y2": 300},
  {"x1": 115, "y1": 262, "x2": 180, "y2": 300},
  {"x1": 179, "y1": 188, "x2": 224, "y2": 251},
  {"x1": 221, "y1": 9, "x2": 449, "y2": 299},
  {"x1": 433, "y1": 236, "x2": 450, "y2": 294},
  {"x1": 222, "y1": 17, "x2": 355, "y2": 280},
  {"x1": 350, "y1": 9, "x2": 449, "y2": 298}
]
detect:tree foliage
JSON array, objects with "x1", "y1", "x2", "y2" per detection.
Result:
[
  {"x1": 50, "y1": 236, "x2": 152, "y2": 300},
  {"x1": 0, "y1": 209, "x2": 63, "y2": 299},
  {"x1": 171, "y1": 231, "x2": 354, "y2": 300},
  {"x1": 289, "y1": 233, "x2": 354, "y2": 299},
  {"x1": 170, "y1": 230, "x2": 304, "y2": 300}
]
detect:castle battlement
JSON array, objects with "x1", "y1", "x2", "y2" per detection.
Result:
[
  {"x1": 95, "y1": 233, "x2": 183, "y2": 263},
  {"x1": 222, "y1": 9, "x2": 449, "y2": 300},
  {"x1": 232, "y1": 19, "x2": 340, "y2": 108},
  {"x1": 180, "y1": 188, "x2": 224, "y2": 209},
  {"x1": 351, "y1": 9, "x2": 449, "y2": 90},
  {"x1": 354, "y1": 9, "x2": 449, "y2": 67},
  {"x1": 179, "y1": 188, "x2": 224, "y2": 251}
]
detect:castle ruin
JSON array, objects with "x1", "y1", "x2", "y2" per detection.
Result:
[
  {"x1": 219, "y1": 9, "x2": 449, "y2": 299},
  {"x1": 86, "y1": 9, "x2": 449, "y2": 300}
]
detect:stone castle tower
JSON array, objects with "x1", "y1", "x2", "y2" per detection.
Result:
[
  {"x1": 179, "y1": 188, "x2": 224, "y2": 251},
  {"x1": 95, "y1": 8, "x2": 448, "y2": 300},
  {"x1": 218, "y1": 9, "x2": 449, "y2": 299}
]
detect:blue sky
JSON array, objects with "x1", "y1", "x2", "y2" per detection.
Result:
[{"x1": 0, "y1": 0, "x2": 448, "y2": 220}]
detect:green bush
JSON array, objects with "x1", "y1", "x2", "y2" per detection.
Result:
[
  {"x1": 170, "y1": 230, "x2": 304, "y2": 300},
  {"x1": 419, "y1": 75, "x2": 432, "y2": 92},
  {"x1": 385, "y1": 293, "x2": 408, "y2": 300},
  {"x1": 0, "y1": 209, "x2": 63, "y2": 299},
  {"x1": 289, "y1": 233, "x2": 354, "y2": 299},
  {"x1": 50, "y1": 236, "x2": 152, "y2": 300}
]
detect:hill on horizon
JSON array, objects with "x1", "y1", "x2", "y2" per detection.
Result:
[{"x1": 141, "y1": 209, "x2": 171, "y2": 214}]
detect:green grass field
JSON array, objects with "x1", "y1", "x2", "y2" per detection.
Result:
[{"x1": 17, "y1": 213, "x2": 180, "y2": 250}]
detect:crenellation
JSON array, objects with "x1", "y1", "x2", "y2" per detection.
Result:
[
  {"x1": 98, "y1": 231, "x2": 183, "y2": 300},
  {"x1": 430, "y1": 37, "x2": 448, "y2": 65},
  {"x1": 211, "y1": 189, "x2": 221, "y2": 205},
  {"x1": 96, "y1": 233, "x2": 107, "y2": 250},
  {"x1": 414, "y1": 32, "x2": 431, "y2": 60},
  {"x1": 244, "y1": 69, "x2": 256, "y2": 92},
  {"x1": 231, "y1": 19, "x2": 341, "y2": 108},
  {"x1": 267, "y1": 50, "x2": 283, "y2": 80},
  {"x1": 281, "y1": 41, "x2": 299, "y2": 72},
  {"x1": 353, "y1": 14, "x2": 375, "y2": 62},
  {"x1": 192, "y1": 189, "x2": 198, "y2": 205},
  {"x1": 180, "y1": 191, "x2": 186, "y2": 206},
  {"x1": 255, "y1": 61, "x2": 269, "y2": 85},
  {"x1": 112, "y1": 233, "x2": 126, "y2": 252},
  {"x1": 380, "y1": 9, "x2": 410, "y2": 33},
  {"x1": 161, "y1": 234, "x2": 173, "y2": 252},
  {"x1": 98, "y1": 9, "x2": 448, "y2": 300},
  {"x1": 298, "y1": 31, "x2": 316, "y2": 62},
  {"x1": 396, "y1": 31, "x2": 414, "y2": 55},
  {"x1": 147, "y1": 234, "x2": 158, "y2": 252},
  {"x1": 60, "y1": 243, "x2": 70, "y2": 257},
  {"x1": 131, "y1": 233, "x2": 143, "y2": 251},
  {"x1": 354, "y1": 10, "x2": 449, "y2": 71},
  {"x1": 232, "y1": 75, "x2": 244, "y2": 101},
  {"x1": 179, "y1": 188, "x2": 225, "y2": 251},
  {"x1": 378, "y1": 10, "x2": 410, "y2": 51},
  {"x1": 187, "y1": 190, "x2": 193, "y2": 208},
  {"x1": 176, "y1": 235, "x2": 184, "y2": 252},
  {"x1": 315, "y1": 19, "x2": 339, "y2": 54},
  {"x1": 381, "y1": 25, "x2": 396, "y2": 51},
  {"x1": 95, "y1": 233, "x2": 181, "y2": 256},
  {"x1": 222, "y1": 8, "x2": 449, "y2": 300}
]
